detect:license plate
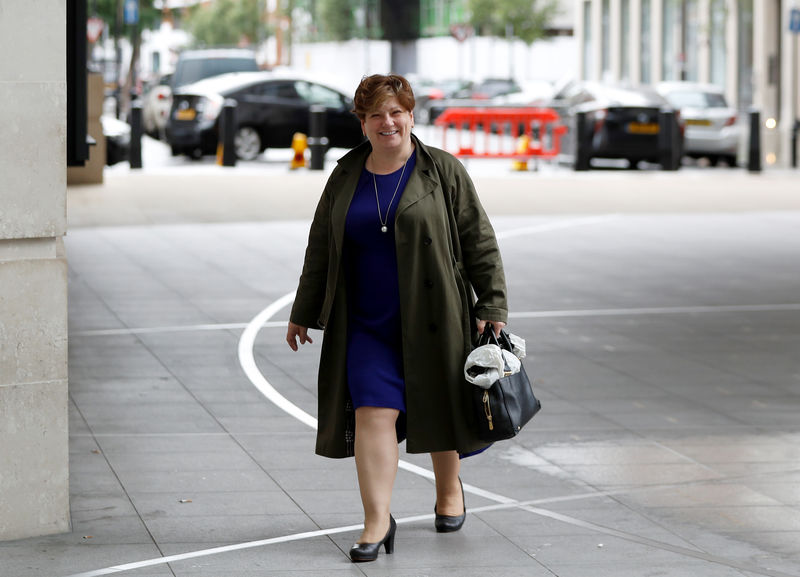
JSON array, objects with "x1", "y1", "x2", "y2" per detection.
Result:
[
  {"x1": 627, "y1": 122, "x2": 659, "y2": 134},
  {"x1": 686, "y1": 118, "x2": 712, "y2": 126},
  {"x1": 175, "y1": 108, "x2": 196, "y2": 121}
]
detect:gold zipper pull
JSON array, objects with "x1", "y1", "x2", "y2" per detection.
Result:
[{"x1": 482, "y1": 390, "x2": 493, "y2": 430}]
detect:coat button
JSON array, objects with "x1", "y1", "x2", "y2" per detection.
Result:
[
  {"x1": 423, "y1": 237, "x2": 432, "y2": 246},
  {"x1": 428, "y1": 323, "x2": 438, "y2": 332},
  {"x1": 424, "y1": 279, "x2": 434, "y2": 288}
]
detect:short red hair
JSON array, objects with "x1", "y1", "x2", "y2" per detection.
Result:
[{"x1": 352, "y1": 74, "x2": 416, "y2": 121}]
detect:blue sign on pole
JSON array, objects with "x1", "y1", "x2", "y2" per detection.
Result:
[
  {"x1": 124, "y1": 0, "x2": 139, "y2": 25},
  {"x1": 790, "y1": 8, "x2": 800, "y2": 33}
]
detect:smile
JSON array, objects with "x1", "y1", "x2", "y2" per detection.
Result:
[{"x1": 379, "y1": 130, "x2": 399, "y2": 136}]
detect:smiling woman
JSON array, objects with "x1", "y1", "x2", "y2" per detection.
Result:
[{"x1": 285, "y1": 74, "x2": 509, "y2": 562}]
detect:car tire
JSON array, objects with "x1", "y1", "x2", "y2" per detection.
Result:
[
  {"x1": 234, "y1": 126, "x2": 262, "y2": 161},
  {"x1": 724, "y1": 155, "x2": 738, "y2": 168}
]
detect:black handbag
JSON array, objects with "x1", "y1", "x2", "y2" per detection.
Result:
[{"x1": 472, "y1": 324, "x2": 541, "y2": 442}]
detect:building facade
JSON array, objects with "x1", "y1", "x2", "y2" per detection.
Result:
[
  {"x1": 576, "y1": 0, "x2": 800, "y2": 166},
  {"x1": 0, "y1": 0, "x2": 70, "y2": 541}
]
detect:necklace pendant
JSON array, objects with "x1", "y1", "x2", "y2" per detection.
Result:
[{"x1": 381, "y1": 225, "x2": 388, "y2": 233}]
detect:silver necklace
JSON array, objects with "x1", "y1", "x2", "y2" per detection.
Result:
[{"x1": 372, "y1": 158, "x2": 408, "y2": 233}]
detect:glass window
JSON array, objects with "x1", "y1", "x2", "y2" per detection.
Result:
[
  {"x1": 662, "y1": 0, "x2": 678, "y2": 80},
  {"x1": 620, "y1": 0, "x2": 630, "y2": 81},
  {"x1": 640, "y1": 0, "x2": 651, "y2": 83},
  {"x1": 709, "y1": 0, "x2": 726, "y2": 87},
  {"x1": 601, "y1": 0, "x2": 611, "y2": 78},
  {"x1": 737, "y1": 0, "x2": 753, "y2": 110},
  {"x1": 683, "y1": 0, "x2": 699, "y2": 81},
  {"x1": 294, "y1": 82, "x2": 344, "y2": 108},
  {"x1": 582, "y1": 1, "x2": 592, "y2": 79},
  {"x1": 253, "y1": 81, "x2": 299, "y2": 99}
]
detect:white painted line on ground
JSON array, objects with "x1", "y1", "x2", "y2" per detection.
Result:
[
  {"x1": 71, "y1": 303, "x2": 800, "y2": 338},
  {"x1": 511, "y1": 303, "x2": 800, "y2": 318},
  {"x1": 495, "y1": 213, "x2": 619, "y2": 240}
]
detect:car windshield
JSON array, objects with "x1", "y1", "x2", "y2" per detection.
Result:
[
  {"x1": 665, "y1": 90, "x2": 728, "y2": 109},
  {"x1": 174, "y1": 57, "x2": 259, "y2": 88}
]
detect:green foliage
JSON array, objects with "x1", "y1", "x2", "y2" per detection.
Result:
[
  {"x1": 468, "y1": 0, "x2": 559, "y2": 44},
  {"x1": 184, "y1": 0, "x2": 264, "y2": 47},
  {"x1": 90, "y1": 0, "x2": 164, "y2": 31},
  {"x1": 318, "y1": 0, "x2": 358, "y2": 41}
]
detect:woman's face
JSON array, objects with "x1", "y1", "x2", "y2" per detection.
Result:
[{"x1": 361, "y1": 95, "x2": 414, "y2": 155}]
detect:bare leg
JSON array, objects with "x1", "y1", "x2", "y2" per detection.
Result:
[
  {"x1": 430, "y1": 450, "x2": 464, "y2": 516},
  {"x1": 354, "y1": 407, "x2": 399, "y2": 543}
]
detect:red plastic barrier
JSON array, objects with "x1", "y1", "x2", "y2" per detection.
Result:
[{"x1": 433, "y1": 107, "x2": 567, "y2": 160}]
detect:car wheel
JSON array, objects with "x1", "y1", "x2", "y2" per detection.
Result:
[
  {"x1": 234, "y1": 126, "x2": 261, "y2": 161},
  {"x1": 724, "y1": 155, "x2": 738, "y2": 167},
  {"x1": 708, "y1": 155, "x2": 719, "y2": 167}
]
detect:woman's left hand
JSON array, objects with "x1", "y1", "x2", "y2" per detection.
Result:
[{"x1": 477, "y1": 319, "x2": 506, "y2": 337}]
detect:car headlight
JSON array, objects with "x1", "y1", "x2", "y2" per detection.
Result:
[{"x1": 196, "y1": 95, "x2": 224, "y2": 122}]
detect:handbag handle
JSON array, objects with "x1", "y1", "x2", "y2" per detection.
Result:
[{"x1": 478, "y1": 322, "x2": 514, "y2": 352}]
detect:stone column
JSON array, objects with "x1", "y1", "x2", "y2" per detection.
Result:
[{"x1": 0, "y1": 0, "x2": 70, "y2": 540}]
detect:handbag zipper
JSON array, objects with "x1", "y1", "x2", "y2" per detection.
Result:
[{"x1": 482, "y1": 390, "x2": 493, "y2": 431}]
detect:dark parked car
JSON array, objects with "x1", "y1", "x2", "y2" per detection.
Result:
[
  {"x1": 548, "y1": 81, "x2": 683, "y2": 169},
  {"x1": 166, "y1": 72, "x2": 364, "y2": 160}
]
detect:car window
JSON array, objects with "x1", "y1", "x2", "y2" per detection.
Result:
[
  {"x1": 665, "y1": 90, "x2": 728, "y2": 109},
  {"x1": 174, "y1": 57, "x2": 259, "y2": 87},
  {"x1": 294, "y1": 82, "x2": 344, "y2": 108},
  {"x1": 248, "y1": 81, "x2": 300, "y2": 99}
]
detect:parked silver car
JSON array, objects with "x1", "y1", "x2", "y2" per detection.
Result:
[{"x1": 656, "y1": 82, "x2": 740, "y2": 166}]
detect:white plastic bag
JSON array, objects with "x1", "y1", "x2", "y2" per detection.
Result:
[
  {"x1": 464, "y1": 344, "x2": 521, "y2": 389},
  {"x1": 507, "y1": 333, "x2": 526, "y2": 359}
]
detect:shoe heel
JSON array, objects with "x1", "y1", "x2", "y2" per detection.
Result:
[
  {"x1": 384, "y1": 532, "x2": 395, "y2": 554},
  {"x1": 384, "y1": 515, "x2": 397, "y2": 554}
]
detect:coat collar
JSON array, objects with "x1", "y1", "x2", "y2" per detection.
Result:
[
  {"x1": 329, "y1": 135, "x2": 440, "y2": 251},
  {"x1": 334, "y1": 134, "x2": 439, "y2": 214}
]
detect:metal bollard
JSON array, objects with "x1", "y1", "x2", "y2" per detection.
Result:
[
  {"x1": 309, "y1": 105, "x2": 329, "y2": 171},
  {"x1": 658, "y1": 108, "x2": 679, "y2": 171},
  {"x1": 791, "y1": 119, "x2": 799, "y2": 169},
  {"x1": 220, "y1": 99, "x2": 237, "y2": 167},
  {"x1": 129, "y1": 100, "x2": 143, "y2": 169},
  {"x1": 747, "y1": 108, "x2": 761, "y2": 173},
  {"x1": 573, "y1": 111, "x2": 590, "y2": 171}
]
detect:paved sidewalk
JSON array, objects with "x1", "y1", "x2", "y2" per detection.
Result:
[{"x1": 3, "y1": 165, "x2": 800, "y2": 577}]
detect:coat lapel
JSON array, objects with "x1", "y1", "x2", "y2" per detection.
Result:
[
  {"x1": 330, "y1": 143, "x2": 370, "y2": 256},
  {"x1": 396, "y1": 136, "x2": 438, "y2": 216}
]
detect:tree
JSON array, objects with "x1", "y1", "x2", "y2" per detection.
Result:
[
  {"x1": 183, "y1": 0, "x2": 265, "y2": 47},
  {"x1": 317, "y1": 0, "x2": 357, "y2": 41},
  {"x1": 468, "y1": 0, "x2": 559, "y2": 44}
]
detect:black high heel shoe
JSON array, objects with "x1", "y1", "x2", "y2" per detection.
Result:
[
  {"x1": 434, "y1": 477, "x2": 466, "y2": 533},
  {"x1": 349, "y1": 515, "x2": 396, "y2": 562}
]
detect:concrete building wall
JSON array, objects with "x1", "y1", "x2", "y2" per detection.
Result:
[{"x1": 0, "y1": 0, "x2": 70, "y2": 541}]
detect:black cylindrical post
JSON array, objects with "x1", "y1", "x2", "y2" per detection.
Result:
[
  {"x1": 221, "y1": 99, "x2": 237, "y2": 167},
  {"x1": 747, "y1": 108, "x2": 761, "y2": 173},
  {"x1": 309, "y1": 105, "x2": 328, "y2": 171},
  {"x1": 573, "y1": 111, "x2": 590, "y2": 171},
  {"x1": 129, "y1": 100, "x2": 143, "y2": 169},
  {"x1": 658, "y1": 108, "x2": 678, "y2": 171},
  {"x1": 791, "y1": 119, "x2": 799, "y2": 169}
]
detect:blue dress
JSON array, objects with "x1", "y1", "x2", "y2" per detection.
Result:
[{"x1": 344, "y1": 151, "x2": 417, "y2": 412}]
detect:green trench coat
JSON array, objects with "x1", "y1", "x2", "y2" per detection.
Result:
[{"x1": 290, "y1": 135, "x2": 508, "y2": 458}]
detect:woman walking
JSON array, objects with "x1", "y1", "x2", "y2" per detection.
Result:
[{"x1": 286, "y1": 74, "x2": 507, "y2": 562}]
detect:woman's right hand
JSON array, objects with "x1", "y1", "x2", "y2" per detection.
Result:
[{"x1": 286, "y1": 321, "x2": 313, "y2": 351}]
